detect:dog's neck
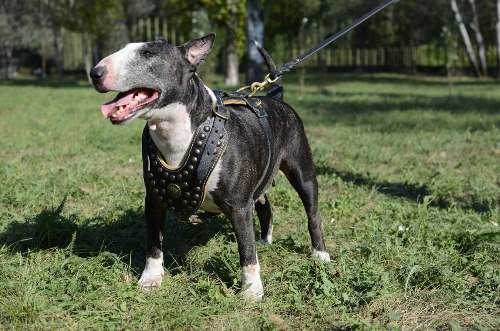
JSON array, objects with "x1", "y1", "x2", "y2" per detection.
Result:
[{"x1": 145, "y1": 76, "x2": 215, "y2": 168}]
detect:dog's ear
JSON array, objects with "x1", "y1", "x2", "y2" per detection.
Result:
[{"x1": 178, "y1": 33, "x2": 215, "y2": 67}]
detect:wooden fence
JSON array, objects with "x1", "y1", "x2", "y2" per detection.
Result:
[{"x1": 57, "y1": 17, "x2": 496, "y2": 72}]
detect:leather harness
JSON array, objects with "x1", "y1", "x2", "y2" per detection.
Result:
[{"x1": 142, "y1": 90, "x2": 273, "y2": 220}]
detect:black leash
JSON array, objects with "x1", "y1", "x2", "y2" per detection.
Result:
[{"x1": 269, "y1": 0, "x2": 399, "y2": 80}]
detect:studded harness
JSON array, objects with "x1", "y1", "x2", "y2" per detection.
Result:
[{"x1": 142, "y1": 90, "x2": 273, "y2": 220}]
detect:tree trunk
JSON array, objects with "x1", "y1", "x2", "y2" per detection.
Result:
[
  {"x1": 39, "y1": 0, "x2": 47, "y2": 78},
  {"x1": 3, "y1": 41, "x2": 12, "y2": 79},
  {"x1": 450, "y1": 0, "x2": 481, "y2": 77},
  {"x1": 245, "y1": 0, "x2": 264, "y2": 84},
  {"x1": 468, "y1": 0, "x2": 487, "y2": 76},
  {"x1": 225, "y1": 0, "x2": 239, "y2": 87},
  {"x1": 497, "y1": 0, "x2": 500, "y2": 78},
  {"x1": 225, "y1": 30, "x2": 239, "y2": 87},
  {"x1": 83, "y1": 33, "x2": 93, "y2": 83},
  {"x1": 53, "y1": 27, "x2": 64, "y2": 84}
]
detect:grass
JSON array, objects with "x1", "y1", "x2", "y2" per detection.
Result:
[{"x1": 0, "y1": 72, "x2": 498, "y2": 330}]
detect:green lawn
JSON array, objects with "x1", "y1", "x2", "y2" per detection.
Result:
[{"x1": 0, "y1": 73, "x2": 498, "y2": 330}]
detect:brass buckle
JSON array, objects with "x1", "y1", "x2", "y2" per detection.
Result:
[{"x1": 236, "y1": 74, "x2": 279, "y2": 97}]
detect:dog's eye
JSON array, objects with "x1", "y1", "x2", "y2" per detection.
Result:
[{"x1": 141, "y1": 49, "x2": 155, "y2": 57}]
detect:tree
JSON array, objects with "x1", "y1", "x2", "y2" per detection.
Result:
[
  {"x1": 0, "y1": 0, "x2": 45, "y2": 79},
  {"x1": 51, "y1": 0, "x2": 125, "y2": 80},
  {"x1": 450, "y1": 0, "x2": 481, "y2": 76},
  {"x1": 467, "y1": 0, "x2": 487, "y2": 75},
  {"x1": 202, "y1": 0, "x2": 246, "y2": 87},
  {"x1": 497, "y1": 0, "x2": 500, "y2": 77},
  {"x1": 120, "y1": 0, "x2": 156, "y2": 41},
  {"x1": 263, "y1": 0, "x2": 322, "y2": 57},
  {"x1": 246, "y1": 0, "x2": 264, "y2": 84}
]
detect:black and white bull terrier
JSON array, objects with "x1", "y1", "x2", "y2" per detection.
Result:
[{"x1": 90, "y1": 33, "x2": 330, "y2": 300}]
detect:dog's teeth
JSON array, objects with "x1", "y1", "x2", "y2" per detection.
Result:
[
  {"x1": 116, "y1": 105, "x2": 126, "y2": 115},
  {"x1": 135, "y1": 91, "x2": 147, "y2": 102}
]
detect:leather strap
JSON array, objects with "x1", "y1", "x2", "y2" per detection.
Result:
[{"x1": 213, "y1": 90, "x2": 274, "y2": 198}]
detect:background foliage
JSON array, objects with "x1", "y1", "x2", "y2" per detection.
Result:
[{"x1": 1, "y1": 0, "x2": 499, "y2": 79}]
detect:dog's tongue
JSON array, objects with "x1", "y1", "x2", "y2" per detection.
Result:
[{"x1": 101, "y1": 91, "x2": 135, "y2": 118}]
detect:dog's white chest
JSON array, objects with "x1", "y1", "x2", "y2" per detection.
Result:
[{"x1": 146, "y1": 103, "x2": 194, "y2": 168}]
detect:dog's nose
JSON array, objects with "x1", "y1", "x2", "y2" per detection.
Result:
[{"x1": 90, "y1": 66, "x2": 106, "y2": 81}]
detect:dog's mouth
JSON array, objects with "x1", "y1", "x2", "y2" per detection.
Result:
[{"x1": 101, "y1": 88, "x2": 159, "y2": 124}]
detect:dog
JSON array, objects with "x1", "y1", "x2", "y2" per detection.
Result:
[{"x1": 90, "y1": 33, "x2": 330, "y2": 300}]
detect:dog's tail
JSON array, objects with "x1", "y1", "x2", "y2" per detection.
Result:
[{"x1": 255, "y1": 41, "x2": 283, "y2": 100}]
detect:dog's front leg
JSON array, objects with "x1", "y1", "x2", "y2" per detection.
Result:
[
  {"x1": 138, "y1": 193, "x2": 166, "y2": 288},
  {"x1": 228, "y1": 203, "x2": 264, "y2": 301}
]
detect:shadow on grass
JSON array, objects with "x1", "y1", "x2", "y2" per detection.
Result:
[
  {"x1": 284, "y1": 72, "x2": 500, "y2": 88},
  {"x1": 0, "y1": 74, "x2": 91, "y2": 88},
  {"x1": 316, "y1": 164, "x2": 493, "y2": 214},
  {"x1": 0, "y1": 197, "x2": 232, "y2": 275},
  {"x1": 298, "y1": 91, "x2": 500, "y2": 118}
]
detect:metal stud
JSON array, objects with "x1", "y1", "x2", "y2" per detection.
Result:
[
  {"x1": 194, "y1": 149, "x2": 201, "y2": 155},
  {"x1": 152, "y1": 160, "x2": 158, "y2": 167},
  {"x1": 150, "y1": 180, "x2": 156, "y2": 186},
  {"x1": 181, "y1": 200, "x2": 188, "y2": 206},
  {"x1": 200, "y1": 133, "x2": 207, "y2": 139},
  {"x1": 187, "y1": 165, "x2": 194, "y2": 172},
  {"x1": 191, "y1": 157, "x2": 198, "y2": 163},
  {"x1": 196, "y1": 141, "x2": 203, "y2": 147},
  {"x1": 219, "y1": 133, "x2": 224, "y2": 139},
  {"x1": 161, "y1": 189, "x2": 166, "y2": 195},
  {"x1": 166, "y1": 183, "x2": 181, "y2": 198},
  {"x1": 204, "y1": 126, "x2": 210, "y2": 132},
  {"x1": 147, "y1": 172, "x2": 154, "y2": 179},
  {"x1": 176, "y1": 174, "x2": 183, "y2": 181},
  {"x1": 169, "y1": 206, "x2": 175, "y2": 212},
  {"x1": 169, "y1": 175, "x2": 176, "y2": 181},
  {"x1": 181, "y1": 182, "x2": 188, "y2": 188},
  {"x1": 193, "y1": 194, "x2": 200, "y2": 200},
  {"x1": 216, "y1": 141, "x2": 221, "y2": 147},
  {"x1": 190, "y1": 200, "x2": 197, "y2": 206},
  {"x1": 157, "y1": 167, "x2": 162, "y2": 173},
  {"x1": 160, "y1": 179, "x2": 166, "y2": 185},
  {"x1": 194, "y1": 187, "x2": 201, "y2": 193},
  {"x1": 183, "y1": 192, "x2": 191, "y2": 198},
  {"x1": 182, "y1": 170, "x2": 189, "y2": 177},
  {"x1": 153, "y1": 188, "x2": 159, "y2": 194}
]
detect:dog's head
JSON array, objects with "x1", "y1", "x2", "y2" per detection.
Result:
[{"x1": 90, "y1": 34, "x2": 215, "y2": 124}]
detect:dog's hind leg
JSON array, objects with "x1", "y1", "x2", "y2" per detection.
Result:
[
  {"x1": 281, "y1": 159, "x2": 331, "y2": 262},
  {"x1": 138, "y1": 193, "x2": 167, "y2": 288},
  {"x1": 255, "y1": 194, "x2": 273, "y2": 244}
]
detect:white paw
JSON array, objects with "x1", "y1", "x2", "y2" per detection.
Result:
[
  {"x1": 240, "y1": 263, "x2": 264, "y2": 301},
  {"x1": 257, "y1": 238, "x2": 272, "y2": 245},
  {"x1": 312, "y1": 249, "x2": 331, "y2": 262},
  {"x1": 257, "y1": 225, "x2": 273, "y2": 245},
  {"x1": 138, "y1": 257, "x2": 165, "y2": 289},
  {"x1": 240, "y1": 281, "x2": 264, "y2": 301}
]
